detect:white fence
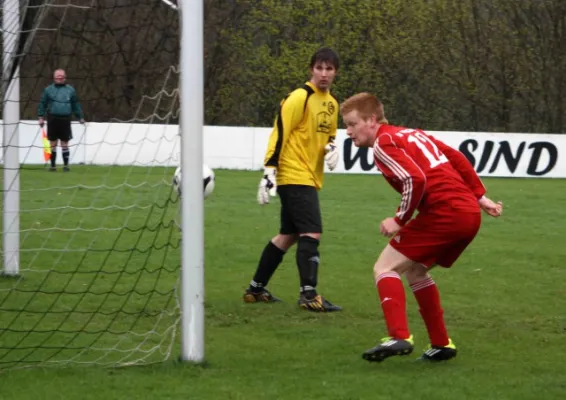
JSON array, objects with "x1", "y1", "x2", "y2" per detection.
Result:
[{"x1": 1, "y1": 121, "x2": 564, "y2": 177}]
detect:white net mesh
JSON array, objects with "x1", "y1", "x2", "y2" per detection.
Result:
[{"x1": 0, "y1": 0, "x2": 183, "y2": 370}]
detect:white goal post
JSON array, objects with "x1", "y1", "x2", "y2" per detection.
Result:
[
  {"x1": 2, "y1": 0, "x2": 21, "y2": 278},
  {"x1": 179, "y1": 0, "x2": 205, "y2": 363},
  {"x1": 0, "y1": 0, "x2": 205, "y2": 369}
]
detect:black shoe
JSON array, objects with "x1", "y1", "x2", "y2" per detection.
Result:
[
  {"x1": 49, "y1": 167, "x2": 57, "y2": 172},
  {"x1": 362, "y1": 336, "x2": 414, "y2": 362},
  {"x1": 243, "y1": 288, "x2": 281, "y2": 303},
  {"x1": 418, "y1": 339, "x2": 457, "y2": 362},
  {"x1": 63, "y1": 166, "x2": 70, "y2": 172},
  {"x1": 298, "y1": 294, "x2": 342, "y2": 312}
]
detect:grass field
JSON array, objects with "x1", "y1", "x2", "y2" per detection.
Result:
[{"x1": 0, "y1": 167, "x2": 565, "y2": 400}]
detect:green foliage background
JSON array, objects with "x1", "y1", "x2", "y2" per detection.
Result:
[
  {"x1": 13, "y1": 0, "x2": 566, "y2": 133},
  {"x1": 204, "y1": 0, "x2": 566, "y2": 133}
]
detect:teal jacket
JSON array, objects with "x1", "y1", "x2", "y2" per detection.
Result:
[{"x1": 37, "y1": 83, "x2": 84, "y2": 119}]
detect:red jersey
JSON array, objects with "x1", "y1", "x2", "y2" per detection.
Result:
[{"x1": 373, "y1": 125, "x2": 486, "y2": 226}]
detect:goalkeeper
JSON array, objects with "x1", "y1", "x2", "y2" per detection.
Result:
[{"x1": 243, "y1": 47, "x2": 341, "y2": 312}]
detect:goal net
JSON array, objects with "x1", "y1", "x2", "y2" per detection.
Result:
[{"x1": 0, "y1": 0, "x2": 184, "y2": 370}]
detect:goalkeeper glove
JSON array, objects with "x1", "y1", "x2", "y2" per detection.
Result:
[
  {"x1": 324, "y1": 142, "x2": 339, "y2": 171},
  {"x1": 257, "y1": 167, "x2": 277, "y2": 205}
]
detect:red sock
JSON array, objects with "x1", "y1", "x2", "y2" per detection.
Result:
[
  {"x1": 376, "y1": 272, "x2": 410, "y2": 339},
  {"x1": 410, "y1": 277, "x2": 449, "y2": 347}
]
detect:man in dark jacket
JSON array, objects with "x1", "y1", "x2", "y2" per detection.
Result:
[{"x1": 38, "y1": 69, "x2": 85, "y2": 171}]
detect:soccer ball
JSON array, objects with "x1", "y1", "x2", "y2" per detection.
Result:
[
  {"x1": 172, "y1": 164, "x2": 215, "y2": 199},
  {"x1": 203, "y1": 164, "x2": 215, "y2": 198}
]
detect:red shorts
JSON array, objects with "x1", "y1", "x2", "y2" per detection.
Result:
[{"x1": 390, "y1": 211, "x2": 482, "y2": 268}]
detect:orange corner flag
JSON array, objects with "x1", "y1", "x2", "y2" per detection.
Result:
[{"x1": 42, "y1": 128, "x2": 51, "y2": 161}]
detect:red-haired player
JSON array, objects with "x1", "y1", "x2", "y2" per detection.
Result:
[{"x1": 340, "y1": 92, "x2": 503, "y2": 362}]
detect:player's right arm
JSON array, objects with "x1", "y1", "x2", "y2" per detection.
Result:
[
  {"x1": 374, "y1": 133, "x2": 427, "y2": 226},
  {"x1": 263, "y1": 89, "x2": 308, "y2": 168},
  {"x1": 37, "y1": 87, "x2": 49, "y2": 126},
  {"x1": 257, "y1": 89, "x2": 308, "y2": 205}
]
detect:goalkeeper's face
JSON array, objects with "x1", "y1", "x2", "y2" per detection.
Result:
[
  {"x1": 310, "y1": 61, "x2": 336, "y2": 92},
  {"x1": 343, "y1": 110, "x2": 377, "y2": 148}
]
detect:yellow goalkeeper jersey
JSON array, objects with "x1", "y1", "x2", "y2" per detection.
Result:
[{"x1": 264, "y1": 82, "x2": 338, "y2": 190}]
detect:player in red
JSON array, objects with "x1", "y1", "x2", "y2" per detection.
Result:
[{"x1": 340, "y1": 92, "x2": 503, "y2": 362}]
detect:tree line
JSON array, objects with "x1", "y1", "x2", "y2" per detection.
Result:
[{"x1": 9, "y1": 0, "x2": 566, "y2": 133}]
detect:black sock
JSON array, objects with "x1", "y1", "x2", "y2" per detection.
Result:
[
  {"x1": 296, "y1": 236, "x2": 320, "y2": 299},
  {"x1": 250, "y1": 241, "x2": 285, "y2": 292},
  {"x1": 50, "y1": 151, "x2": 57, "y2": 167},
  {"x1": 62, "y1": 148, "x2": 70, "y2": 166}
]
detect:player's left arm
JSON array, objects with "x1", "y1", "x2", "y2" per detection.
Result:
[
  {"x1": 426, "y1": 134, "x2": 486, "y2": 199},
  {"x1": 375, "y1": 134, "x2": 426, "y2": 226},
  {"x1": 425, "y1": 134, "x2": 503, "y2": 217},
  {"x1": 324, "y1": 106, "x2": 339, "y2": 170},
  {"x1": 70, "y1": 87, "x2": 85, "y2": 121}
]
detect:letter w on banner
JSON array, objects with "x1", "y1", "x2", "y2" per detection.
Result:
[{"x1": 41, "y1": 128, "x2": 51, "y2": 161}]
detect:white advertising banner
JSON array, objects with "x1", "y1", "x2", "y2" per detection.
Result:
[
  {"x1": 0, "y1": 121, "x2": 564, "y2": 178},
  {"x1": 243, "y1": 127, "x2": 565, "y2": 178},
  {"x1": 334, "y1": 130, "x2": 564, "y2": 178}
]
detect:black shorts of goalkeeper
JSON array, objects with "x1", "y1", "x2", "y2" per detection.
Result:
[{"x1": 277, "y1": 184, "x2": 322, "y2": 235}]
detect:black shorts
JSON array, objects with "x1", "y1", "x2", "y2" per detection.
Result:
[
  {"x1": 277, "y1": 184, "x2": 322, "y2": 235},
  {"x1": 47, "y1": 116, "x2": 73, "y2": 141}
]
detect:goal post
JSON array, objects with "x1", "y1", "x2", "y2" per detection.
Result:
[
  {"x1": 2, "y1": 0, "x2": 21, "y2": 277},
  {"x1": 0, "y1": 0, "x2": 205, "y2": 370},
  {"x1": 179, "y1": 0, "x2": 205, "y2": 363}
]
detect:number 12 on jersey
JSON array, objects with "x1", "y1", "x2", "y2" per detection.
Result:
[{"x1": 404, "y1": 130, "x2": 449, "y2": 168}]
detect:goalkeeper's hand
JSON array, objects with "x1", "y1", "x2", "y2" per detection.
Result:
[
  {"x1": 324, "y1": 142, "x2": 339, "y2": 171},
  {"x1": 257, "y1": 167, "x2": 277, "y2": 205}
]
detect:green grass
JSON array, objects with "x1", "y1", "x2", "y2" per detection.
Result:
[{"x1": 0, "y1": 167, "x2": 565, "y2": 400}]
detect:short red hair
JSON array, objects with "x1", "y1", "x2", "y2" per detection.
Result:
[{"x1": 340, "y1": 92, "x2": 388, "y2": 124}]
